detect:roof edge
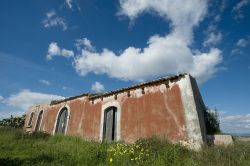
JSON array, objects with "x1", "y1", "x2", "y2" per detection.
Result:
[
  {"x1": 50, "y1": 93, "x2": 90, "y2": 105},
  {"x1": 50, "y1": 73, "x2": 188, "y2": 105},
  {"x1": 89, "y1": 73, "x2": 187, "y2": 100}
]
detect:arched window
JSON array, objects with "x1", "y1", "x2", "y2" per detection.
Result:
[
  {"x1": 55, "y1": 107, "x2": 69, "y2": 134},
  {"x1": 28, "y1": 112, "x2": 34, "y2": 127},
  {"x1": 35, "y1": 110, "x2": 43, "y2": 131},
  {"x1": 103, "y1": 106, "x2": 117, "y2": 141}
]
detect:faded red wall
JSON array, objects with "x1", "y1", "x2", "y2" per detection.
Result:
[
  {"x1": 26, "y1": 83, "x2": 187, "y2": 143},
  {"x1": 38, "y1": 98, "x2": 102, "y2": 141},
  {"x1": 120, "y1": 84, "x2": 186, "y2": 143}
]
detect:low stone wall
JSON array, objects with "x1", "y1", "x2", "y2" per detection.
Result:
[
  {"x1": 235, "y1": 137, "x2": 250, "y2": 142},
  {"x1": 207, "y1": 135, "x2": 234, "y2": 146}
]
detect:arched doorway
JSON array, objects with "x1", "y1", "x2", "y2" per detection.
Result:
[
  {"x1": 55, "y1": 107, "x2": 69, "y2": 134},
  {"x1": 103, "y1": 106, "x2": 117, "y2": 141},
  {"x1": 35, "y1": 110, "x2": 43, "y2": 131}
]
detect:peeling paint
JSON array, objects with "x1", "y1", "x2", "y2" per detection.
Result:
[{"x1": 177, "y1": 74, "x2": 205, "y2": 150}]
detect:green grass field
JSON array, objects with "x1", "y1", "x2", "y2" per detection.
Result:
[{"x1": 0, "y1": 127, "x2": 249, "y2": 166}]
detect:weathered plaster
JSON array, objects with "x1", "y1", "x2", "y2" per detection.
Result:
[
  {"x1": 177, "y1": 74, "x2": 204, "y2": 150},
  {"x1": 24, "y1": 74, "x2": 207, "y2": 149}
]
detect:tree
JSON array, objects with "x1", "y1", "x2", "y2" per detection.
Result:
[
  {"x1": 0, "y1": 114, "x2": 25, "y2": 128},
  {"x1": 204, "y1": 107, "x2": 221, "y2": 134}
]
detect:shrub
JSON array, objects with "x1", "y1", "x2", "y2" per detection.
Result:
[
  {"x1": 204, "y1": 107, "x2": 221, "y2": 134},
  {"x1": 0, "y1": 115, "x2": 25, "y2": 128}
]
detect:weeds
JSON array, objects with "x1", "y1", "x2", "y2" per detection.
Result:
[{"x1": 0, "y1": 127, "x2": 249, "y2": 166}]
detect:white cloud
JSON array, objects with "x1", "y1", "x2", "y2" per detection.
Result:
[
  {"x1": 203, "y1": 1, "x2": 226, "y2": 49},
  {"x1": 39, "y1": 79, "x2": 50, "y2": 85},
  {"x1": 66, "y1": 0, "x2": 73, "y2": 9},
  {"x1": 0, "y1": 96, "x2": 3, "y2": 101},
  {"x1": 65, "y1": 0, "x2": 81, "y2": 10},
  {"x1": 207, "y1": 0, "x2": 227, "y2": 29},
  {"x1": 2, "y1": 89, "x2": 64, "y2": 110},
  {"x1": 62, "y1": 86, "x2": 68, "y2": 90},
  {"x1": 0, "y1": 110, "x2": 25, "y2": 120},
  {"x1": 236, "y1": 38, "x2": 248, "y2": 47},
  {"x1": 231, "y1": 37, "x2": 249, "y2": 55},
  {"x1": 118, "y1": 0, "x2": 207, "y2": 29},
  {"x1": 203, "y1": 32, "x2": 222, "y2": 47},
  {"x1": 72, "y1": 0, "x2": 222, "y2": 83},
  {"x1": 232, "y1": 0, "x2": 250, "y2": 19},
  {"x1": 221, "y1": 114, "x2": 250, "y2": 134},
  {"x1": 42, "y1": 10, "x2": 67, "y2": 31},
  {"x1": 62, "y1": 49, "x2": 74, "y2": 57},
  {"x1": 47, "y1": 42, "x2": 74, "y2": 60},
  {"x1": 214, "y1": 0, "x2": 227, "y2": 22},
  {"x1": 75, "y1": 38, "x2": 94, "y2": 51},
  {"x1": 91, "y1": 82, "x2": 105, "y2": 92},
  {"x1": 46, "y1": 10, "x2": 55, "y2": 18},
  {"x1": 231, "y1": 48, "x2": 243, "y2": 55}
]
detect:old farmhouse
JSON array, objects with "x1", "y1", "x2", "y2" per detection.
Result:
[{"x1": 24, "y1": 73, "x2": 207, "y2": 149}]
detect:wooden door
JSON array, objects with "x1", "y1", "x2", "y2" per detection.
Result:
[
  {"x1": 103, "y1": 107, "x2": 117, "y2": 141},
  {"x1": 55, "y1": 108, "x2": 68, "y2": 134}
]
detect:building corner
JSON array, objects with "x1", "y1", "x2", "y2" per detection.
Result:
[{"x1": 177, "y1": 74, "x2": 207, "y2": 150}]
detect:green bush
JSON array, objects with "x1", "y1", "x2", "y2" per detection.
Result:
[
  {"x1": 205, "y1": 107, "x2": 221, "y2": 134},
  {"x1": 0, "y1": 115, "x2": 25, "y2": 128}
]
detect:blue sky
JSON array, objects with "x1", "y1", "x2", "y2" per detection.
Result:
[{"x1": 0, "y1": 0, "x2": 249, "y2": 134}]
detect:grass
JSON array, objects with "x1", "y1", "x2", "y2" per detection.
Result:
[{"x1": 0, "y1": 127, "x2": 250, "y2": 166}]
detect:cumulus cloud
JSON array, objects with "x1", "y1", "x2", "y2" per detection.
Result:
[
  {"x1": 203, "y1": 32, "x2": 222, "y2": 47},
  {"x1": 0, "y1": 96, "x2": 3, "y2": 101},
  {"x1": 47, "y1": 42, "x2": 74, "y2": 60},
  {"x1": 91, "y1": 82, "x2": 105, "y2": 92},
  {"x1": 221, "y1": 114, "x2": 250, "y2": 134},
  {"x1": 72, "y1": 0, "x2": 222, "y2": 83},
  {"x1": 232, "y1": 0, "x2": 250, "y2": 19},
  {"x1": 75, "y1": 38, "x2": 94, "y2": 51},
  {"x1": 42, "y1": 10, "x2": 67, "y2": 31},
  {"x1": 2, "y1": 89, "x2": 64, "y2": 110},
  {"x1": 39, "y1": 79, "x2": 50, "y2": 85}
]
